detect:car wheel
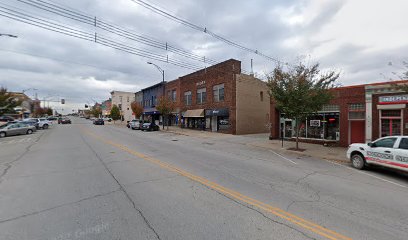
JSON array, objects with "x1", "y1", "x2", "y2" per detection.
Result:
[
  {"x1": 351, "y1": 153, "x2": 365, "y2": 170},
  {"x1": 0, "y1": 132, "x2": 6, "y2": 138},
  {"x1": 43, "y1": 124, "x2": 49, "y2": 129},
  {"x1": 27, "y1": 129, "x2": 33, "y2": 134}
]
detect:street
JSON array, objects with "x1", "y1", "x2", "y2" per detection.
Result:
[{"x1": 1, "y1": 117, "x2": 408, "y2": 240}]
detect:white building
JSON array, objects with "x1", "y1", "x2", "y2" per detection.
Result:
[{"x1": 110, "y1": 91, "x2": 135, "y2": 122}]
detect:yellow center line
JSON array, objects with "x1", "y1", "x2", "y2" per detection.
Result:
[{"x1": 82, "y1": 128, "x2": 352, "y2": 240}]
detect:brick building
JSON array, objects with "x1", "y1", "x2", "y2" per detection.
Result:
[
  {"x1": 270, "y1": 80, "x2": 408, "y2": 147},
  {"x1": 166, "y1": 59, "x2": 270, "y2": 134},
  {"x1": 110, "y1": 91, "x2": 135, "y2": 122}
]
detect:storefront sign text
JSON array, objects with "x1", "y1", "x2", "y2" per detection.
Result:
[
  {"x1": 379, "y1": 95, "x2": 408, "y2": 104},
  {"x1": 309, "y1": 120, "x2": 320, "y2": 127}
]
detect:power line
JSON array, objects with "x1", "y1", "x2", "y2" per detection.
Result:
[
  {"x1": 14, "y1": 0, "x2": 220, "y2": 66},
  {"x1": 0, "y1": 4, "x2": 204, "y2": 71},
  {"x1": 129, "y1": 0, "x2": 284, "y2": 64}
]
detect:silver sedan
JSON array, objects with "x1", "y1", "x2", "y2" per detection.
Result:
[{"x1": 0, "y1": 123, "x2": 36, "y2": 138}]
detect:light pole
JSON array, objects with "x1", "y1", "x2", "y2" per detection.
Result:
[
  {"x1": 0, "y1": 33, "x2": 18, "y2": 38},
  {"x1": 147, "y1": 62, "x2": 165, "y2": 129}
]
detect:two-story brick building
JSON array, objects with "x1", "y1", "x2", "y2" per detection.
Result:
[
  {"x1": 165, "y1": 59, "x2": 270, "y2": 134},
  {"x1": 269, "y1": 80, "x2": 408, "y2": 147}
]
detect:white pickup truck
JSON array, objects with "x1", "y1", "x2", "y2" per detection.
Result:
[{"x1": 347, "y1": 136, "x2": 408, "y2": 172}]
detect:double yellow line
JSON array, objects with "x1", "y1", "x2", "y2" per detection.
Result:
[{"x1": 84, "y1": 129, "x2": 351, "y2": 240}]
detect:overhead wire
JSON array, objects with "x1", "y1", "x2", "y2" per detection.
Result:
[
  {"x1": 129, "y1": 0, "x2": 285, "y2": 64},
  {"x1": 14, "y1": 0, "x2": 220, "y2": 66},
  {"x1": 0, "y1": 4, "x2": 204, "y2": 71}
]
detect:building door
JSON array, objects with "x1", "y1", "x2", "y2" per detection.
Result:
[
  {"x1": 284, "y1": 120, "x2": 293, "y2": 138},
  {"x1": 350, "y1": 121, "x2": 365, "y2": 144},
  {"x1": 211, "y1": 116, "x2": 217, "y2": 132}
]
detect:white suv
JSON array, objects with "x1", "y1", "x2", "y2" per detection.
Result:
[
  {"x1": 27, "y1": 118, "x2": 53, "y2": 129},
  {"x1": 347, "y1": 136, "x2": 408, "y2": 172}
]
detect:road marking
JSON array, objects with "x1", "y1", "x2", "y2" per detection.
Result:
[
  {"x1": 270, "y1": 150, "x2": 298, "y2": 164},
  {"x1": 330, "y1": 161, "x2": 408, "y2": 189},
  {"x1": 83, "y1": 129, "x2": 351, "y2": 240}
]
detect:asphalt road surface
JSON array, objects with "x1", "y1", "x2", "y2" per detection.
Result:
[{"x1": 0, "y1": 117, "x2": 407, "y2": 240}]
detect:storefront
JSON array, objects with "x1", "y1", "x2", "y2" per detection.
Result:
[
  {"x1": 376, "y1": 95, "x2": 407, "y2": 138},
  {"x1": 142, "y1": 109, "x2": 161, "y2": 125},
  {"x1": 205, "y1": 108, "x2": 230, "y2": 132},
  {"x1": 280, "y1": 111, "x2": 340, "y2": 142},
  {"x1": 182, "y1": 109, "x2": 205, "y2": 130},
  {"x1": 270, "y1": 80, "x2": 408, "y2": 147}
]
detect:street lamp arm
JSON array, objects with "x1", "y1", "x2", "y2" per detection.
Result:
[{"x1": 147, "y1": 62, "x2": 164, "y2": 74}]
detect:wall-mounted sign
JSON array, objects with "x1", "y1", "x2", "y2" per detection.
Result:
[
  {"x1": 379, "y1": 95, "x2": 408, "y2": 104},
  {"x1": 310, "y1": 120, "x2": 321, "y2": 127},
  {"x1": 196, "y1": 80, "x2": 205, "y2": 86}
]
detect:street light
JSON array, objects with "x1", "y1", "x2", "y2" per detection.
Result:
[
  {"x1": 0, "y1": 33, "x2": 18, "y2": 38},
  {"x1": 147, "y1": 62, "x2": 165, "y2": 129}
]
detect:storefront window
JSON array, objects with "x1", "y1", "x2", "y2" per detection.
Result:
[{"x1": 218, "y1": 117, "x2": 229, "y2": 130}]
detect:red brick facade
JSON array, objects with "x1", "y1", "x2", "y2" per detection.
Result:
[{"x1": 270, "y1": 80, "x2": 408, "y2": 147}]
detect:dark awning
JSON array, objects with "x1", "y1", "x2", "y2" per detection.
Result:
[{"x1": 205, "y1": 108, "x2": 229, "y2": 117}]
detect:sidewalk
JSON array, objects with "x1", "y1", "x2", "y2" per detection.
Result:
[
  {"x1": 111, "y1": 124, "x2": 349, "y2": 163},
  {"x1": 246, "y1": 138, "x2": 349, "y2": 163},
  {"x1": 163, "y1": 126, "x2": 349, "y2": 163}
]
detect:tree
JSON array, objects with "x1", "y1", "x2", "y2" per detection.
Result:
[
  {"x1": 46, "y1": 107, "x2": 53, "y2": 116},
  {"x1": 0, "y1": 87, "x2": 21, "y2": 115},
  {"x1": 130, "y1": 101, "x2": 143, "y2": 119},
  {"x1": 110, "y1": 104, "x2": 121, "y2": 123},
  {"x1": 267, "y1": 62, "x2": 339, "y2": 150},
  {"x1": 155, "y1": 96, "x2": 175, "y2": 130},
  {"x1": 91, "y1": 106, "x2": 102, "y2": 118}
]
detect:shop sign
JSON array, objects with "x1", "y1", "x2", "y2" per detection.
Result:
[
  {"x1": 310, "y1": 120, "x2": 321, "y2": 127},
  {"x1": 379, "y1": 95, "x2": 408, "y2": 104}
]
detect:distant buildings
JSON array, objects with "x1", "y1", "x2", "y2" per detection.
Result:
[{"x1": 110, "y1": 91, "x2": 135, "y2": 122}]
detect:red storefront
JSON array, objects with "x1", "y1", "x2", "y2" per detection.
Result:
[{"x1": 270, "y1": 80, "x2": 408, "y2": 147}]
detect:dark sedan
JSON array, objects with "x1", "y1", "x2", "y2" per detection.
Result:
[
  {"x1": 60, "y1": 118, "x2": 71, "y2": 124},
  {"x1": 140, "y1": 122, "x2": 159, "y2": 131},
  {"x1": 93, "y1": 118, "x2": 104, "y2": 125}
]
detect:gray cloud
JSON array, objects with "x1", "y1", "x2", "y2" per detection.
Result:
[{"x1": 0, "y1": 0, "x2": 407, "y2": 113}]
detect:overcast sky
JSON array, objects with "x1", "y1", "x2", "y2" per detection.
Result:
[{"x1": 0, "y1": 0, "x2": 407, "y2": 113}]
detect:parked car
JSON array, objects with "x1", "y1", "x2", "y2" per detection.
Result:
[
  {"x1": 141, "y1": 122, "x2": 159, "y2": 131},
  {"x1": 129, "y1": 120, "x2": 139, "y2": 130},
  {"x1": 18, "y1": 120, "x2": 38, "y2": 130},
  {"x1": 0, "y1": 122, "x2": 36, "y2": 138},
  {"x1": 103, "y1": 117, "x2": 112, "y2": 122},
  {"x1": 0, "y1": 116, "x2": 14, "y2": 122},
  {"x1": 47, "y1": 116, "x2": 58, "y2": 121},
  {"x1": 347, "y1": 136, "x2": 408, "y2": 173},
  {"x1": 24, "y1": 118, "x2": 52, "y2": 129},
  {"x1": 38, "y1": 118, "x2": 53, "y2": 129},
  {"x1": 60, "y1": 118, "x2": 71, "y2": 124},
  {"x1": 93, "y1": 118, "x2": 104, "y2": 125}
]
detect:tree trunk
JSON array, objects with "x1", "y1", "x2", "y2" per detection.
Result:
[
  {"x1": 166, "y1": 115, "x2": 169, "y2": 130},
  {"x1": 295, "y1": 118, "x2": 299, "y2": 150},
  {"x1": 162, "y1": 115, "x2": 165, "y2": 130}
]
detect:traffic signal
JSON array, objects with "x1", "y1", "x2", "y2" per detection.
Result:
[
  {"x1": 61, "y1": 99, "x2": 65, "y2": 104},
  {"x1": 85, "y1": 104, "x2": 88, "y2": 108}
]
